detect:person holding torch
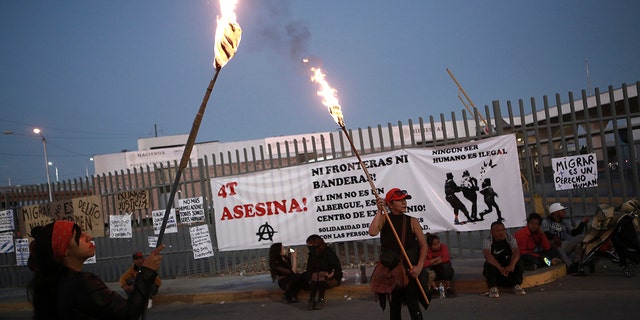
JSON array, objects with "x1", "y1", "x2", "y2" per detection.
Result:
[{"x1": 369, "y1": 188, "x2": 428, "y2": 320}]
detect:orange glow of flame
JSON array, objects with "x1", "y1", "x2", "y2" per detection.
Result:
[
  {"x1": 310, "y1": 67, "x2": 344, "y2": 127},
  {"x1": 214, "y1": 0, "x2": 242, "y2": 69}
]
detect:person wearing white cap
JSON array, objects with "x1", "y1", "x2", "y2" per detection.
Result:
[{"x1": 541, "y1": 203, "x2": 589, "y2": 272}]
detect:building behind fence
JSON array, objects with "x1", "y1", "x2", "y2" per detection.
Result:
[{"x1": 1, "y1": 82, "x2": 638, "y2": 288}]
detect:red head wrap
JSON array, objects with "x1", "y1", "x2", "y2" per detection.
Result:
[{"x1": 52, "y1": 220, "x2": 75, "y2": 261}]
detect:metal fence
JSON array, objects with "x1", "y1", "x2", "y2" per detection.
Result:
[{"x1": 1, "y1": 82, "x2": 639, "y2": 288}]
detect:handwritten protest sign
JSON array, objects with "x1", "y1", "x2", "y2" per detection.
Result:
[
  {"x1": 552, "y1": 153, "x2": 598, "y2": 190},
  {"x1": 19, "y1": 195, "x2": 104, "y2": 237},
  {"x1": 116, "y1": 190, "x2": 150, "y2": 213},
  {"x1": 189, "y1": 224, "x2": 214, "y2": 259},
  {"x1": 109, "y1": 215, "x2": 133, "y2": 238},
  {"x1": 0, "y1": 209, "x2": 15, "y2": 232},
  {"x1": 148, "y1": 236, "x2": 158, "y2": 248},
  {"x1": 152, "y1": 209, "x2": 177, "y2": 235},
  {"x1": 178, "y1": 196, "x2": 205, "y2": 224},
  {"x1": 15, "y1": 238, "x2": 29, "y2": 266},
  {"x1": 0, "y1": 232, "x2": 14, "y2": 253}
]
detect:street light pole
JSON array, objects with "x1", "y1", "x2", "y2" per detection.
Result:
[{"x1": 34, "y1": 128, "x2": 53, "y2": 202}]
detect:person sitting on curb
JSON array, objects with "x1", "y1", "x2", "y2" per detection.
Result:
[
  {"x1": 541, "y1": 203, "x2": 589, "y2": 273},
  {"x1": 482, "y1": 221, "x2": 526, "y2": 298},
  {"x1": 269, "y1": 242, "x2": 308, "y2": 303},
  {"x1": 423, "y1": 233, "x2": 455, "y2": 297},
  {"x1": 119, "y1": 251, "x2": 162, "y2": 309},
  {"x1": 515, "y1": 213, "x2": 562, "y2": 270},
  {"x1": 305, "y1": 234, "x2": 342, "y2": 310}
]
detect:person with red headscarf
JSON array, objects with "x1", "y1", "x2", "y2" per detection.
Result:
[{"x1": 27, "y1": 220, "x2": 164, "y2": 319}]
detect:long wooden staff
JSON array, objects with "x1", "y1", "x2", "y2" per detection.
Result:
[
  {"x1": 338, "y1": 124, "x2": 429, "y2": 305},
  {"x1": 155, "y1": 68, "x2": 220, "y2": 246},
  {"x1": 143, "y1": 7, "x2": 242, "y2": 318}
]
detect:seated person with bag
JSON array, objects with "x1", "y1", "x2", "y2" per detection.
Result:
[
  {"x1": 423, "y1": 233, "x2": 455, "y2": 297},
  {"x1": 514, "y1": 213, "x2": 561, "y2": 270}
]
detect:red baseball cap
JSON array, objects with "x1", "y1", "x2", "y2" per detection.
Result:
[
  {"x1": 132, "y1": 252, "x2": 144, "y2": 259},
  {"x1": 385, "y1": 188, "x2": 412, "y2": 204}
]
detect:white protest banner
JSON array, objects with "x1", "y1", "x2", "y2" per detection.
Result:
[
  {"x1": 109, "y1": 215, "x2": 133, "y2": 238},
  {"x1": 552, "y1": 153, "x2": 598, "y2": 190},
  {"x1": 15, "y1": 238, "x2": 29, "y2": 266},
  {"x1": 152, "y1": 209, "x2": 178, "y2": 235},
  {"x1": 212, "y1": 134, "x2": 525, "y2": 251},
  {"x1": 178, "y1": 196, "x2": 205, "y2": 224},
  {"x1": 0, "y1": 209, "x2": 15, "y2": 232},
  {"x1": 0, "y1": 232, "x2": 14, "y2": 253},
  {"x1": 189, "y1": 224, "x2": 214, "y2": 259}
]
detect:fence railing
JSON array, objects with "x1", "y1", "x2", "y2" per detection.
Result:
[{"x1": 1, "y1": 82, "x2": 639, "y2": 288}]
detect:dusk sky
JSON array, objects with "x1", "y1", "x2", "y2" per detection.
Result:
[{"x1": 1, "y1": 0, "x2": 639, "y2": 186}]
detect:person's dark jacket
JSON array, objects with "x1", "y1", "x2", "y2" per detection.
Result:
[
  {"x1": 306, "y1": 246, "x2": 343, "y2": 284},
  {"x1": 57, "y1": 267, "x2": 157, "y2": 319}
]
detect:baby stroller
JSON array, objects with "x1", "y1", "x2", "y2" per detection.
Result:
[{"x1": 577, "y1": 199, "x2": 640, "y2": 277}]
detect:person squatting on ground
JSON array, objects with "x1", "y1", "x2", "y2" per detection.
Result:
[
  {"x1": 305, "y1": 234, "x2": 342, "y2": 310},
  {"x1": 119, "y1": 251, "x2": 162, "y2": 309},
  {"x1": 482, "y1": 221, "x2": 526, "y2": 298},
  {"x1": 269, "y1": 242, "x2": 308, "y2": 303},
  {"x1": 423, "y1": 233, "x2": 455, "y2": 297},
  {"x1": 541, "y1": 202, "x2": 589, "y2": 272},
  {"x1": 369, "y1": 188, "x2": 428, "y2": 320},
  {"x1": 27, "y1": 220, "x2": 164, "y2": 319},
  {"x1": 514, "y1": 213, "x2": 562, "y2": 270},
  {"x1": 444, "y1": 172, "x2": 473, "y2": 224}
]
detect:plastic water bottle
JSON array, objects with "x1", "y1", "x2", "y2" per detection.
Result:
[
  {"x1": 360, "y1": 265, "x2": 368, "y2": 284},
  {"x1": 355, "y1": 272, "x2": 361, "y2": 285},
  {"x1": 438, "y1": 282, "x2": 445, "y2": 299}
]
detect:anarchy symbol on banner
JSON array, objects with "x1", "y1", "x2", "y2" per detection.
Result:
[{"x1": 255, "y1": 222, "x2": 277, "y2": 242}]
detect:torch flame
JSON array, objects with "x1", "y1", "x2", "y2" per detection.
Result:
[
  {"x1": 214, "y1": 0, "x2": 242, "y2": 69},
  {"x1": 310, "y1": 67, "x2": 344, "y2": 127}
]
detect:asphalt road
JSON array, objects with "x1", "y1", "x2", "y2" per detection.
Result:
[{"x1": 4, "y1": 265, "x2": 639, "y2": 320}]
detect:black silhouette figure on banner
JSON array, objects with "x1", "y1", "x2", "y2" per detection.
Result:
[
  {"x1": 444, "y1": 172, "x2": 473, "y2": 225},
  {"x1": 479, "y1": 178, "x2": 503, "y2": 222},
  {"x1": 460, "y1": 170, "x2": 479, "y2": 220}
]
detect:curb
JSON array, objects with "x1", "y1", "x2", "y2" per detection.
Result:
[
  {"x1": 153, "y1": 264, "x2": 566, "y2": 305},
  {"x1": 0, "y1": 264, "x2": 566, "y2": 311}
]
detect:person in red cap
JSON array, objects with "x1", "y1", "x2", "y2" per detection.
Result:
[
  {"x1": 120, "y1": 251, "x2": 163, "y2": 308},
  {"x1": 27, "y1": 220, "x2": 164, "y2": 319},
  {"x1": 369, "y1": 188, "x2": 427, "y2": 320}
]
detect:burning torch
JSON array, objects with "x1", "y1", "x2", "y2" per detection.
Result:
[
  {"x1": 156, "y1": 0, "x2": 242, "y2": 247},
  {"x1": 309, "y1": 66, "x2": 429, "y2": 304}
]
